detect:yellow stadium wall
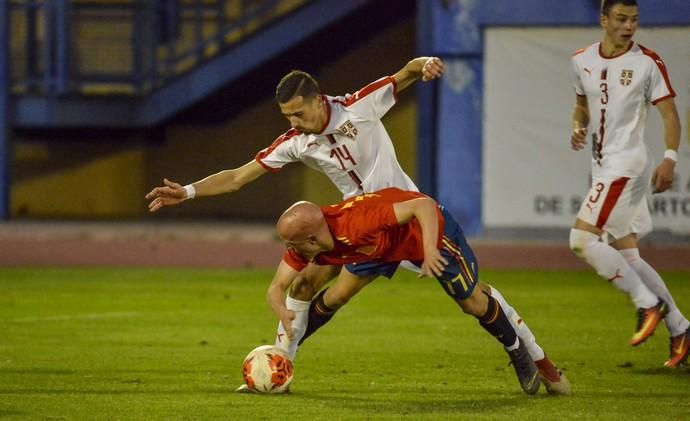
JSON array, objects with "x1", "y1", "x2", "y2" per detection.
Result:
[{"x1": 12, "y1": 139, "x2": 147, "y2": 218}]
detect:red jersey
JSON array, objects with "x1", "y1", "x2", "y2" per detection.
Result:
[{"x1": 283, "y1": 188, "x2": 444, "y2": 271}]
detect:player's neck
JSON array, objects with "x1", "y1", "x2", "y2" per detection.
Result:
[
  {"x1": 316, "y1": 97, "x2": 329, "y2": 133},
  {"x1": 600, "y1": 38, "x2": 632, "y2": 58}
]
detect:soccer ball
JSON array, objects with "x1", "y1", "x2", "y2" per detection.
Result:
[{"x1": 242, "y1": 345, "x2": 294, "y2": 393}]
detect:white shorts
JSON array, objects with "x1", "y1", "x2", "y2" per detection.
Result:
[{"x1": 576, "y1": 174, "x2": 652, "y2": 240}]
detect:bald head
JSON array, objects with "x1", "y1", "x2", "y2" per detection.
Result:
[{"x1": 277, "y1": 201, "x2": 325, "y2": 241}]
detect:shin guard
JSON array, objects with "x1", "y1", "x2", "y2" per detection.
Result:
[{"x1": 478, "y1": 293, "x2": 518, "y2": 348}]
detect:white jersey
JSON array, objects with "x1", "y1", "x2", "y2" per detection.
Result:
[
  {"x1": 571, "y1": 41, "x2": 675, "y2": 178},
  {"x1": 255, "y1": 76, "x2": 417, "y2": 199}
]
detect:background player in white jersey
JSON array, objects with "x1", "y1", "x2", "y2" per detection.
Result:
[
  {"x1": 146, "y1": 57, "x2": 569, "y2": 392},
  {"x1": 569, "y1": 0, "x2": 689, "y2": 367}
]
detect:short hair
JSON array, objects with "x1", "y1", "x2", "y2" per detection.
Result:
[
  {"x1": 275, "y1": 70, "x2": 320, "y2": 104},
  {"x1": 601, "y1": 0, "x2": 638, "y2": 16}
]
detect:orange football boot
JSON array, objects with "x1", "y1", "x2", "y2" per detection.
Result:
[
  {"x1": 630, "y1": 300, "x2": 668, "y2": 347},
  {"x1": 664, "y1": 328, "x2": 690, "y2": 368}
]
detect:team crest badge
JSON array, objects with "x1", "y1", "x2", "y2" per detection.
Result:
[
  {"x1": 620, "y1": 69, "x2": 633, "y2": 86},
  {"x1": 338, "y1": 120, "x2": 358, "y2": 139}
]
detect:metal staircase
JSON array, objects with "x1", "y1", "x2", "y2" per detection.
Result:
[{"x1": 8, "y1": 0, "x2": 371, "y2": 128}]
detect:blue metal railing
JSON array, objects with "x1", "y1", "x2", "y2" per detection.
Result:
[
  {"x1": 1, "y1": 2, "x2": 10, "y2": 220},
  {"x1": 9, "y1": 0, "x2": 309, "y2": 96}
]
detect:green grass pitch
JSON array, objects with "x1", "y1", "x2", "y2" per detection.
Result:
[{"x1": 1, "y1": 267, "x2": 688, "y2": 420}]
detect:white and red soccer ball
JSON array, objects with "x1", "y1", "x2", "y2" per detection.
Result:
[{"x1": 242, "y1": 345, "x2": 294, "y2": 393}]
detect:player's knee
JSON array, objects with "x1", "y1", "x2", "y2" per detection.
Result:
[
  {"x1": 290, "y1": 275, "x2": 318, "y2": 301},
  {"x1": 322, "y1": 288, "x2": 350, "y2": 311},
  {"x1": 569, "y1": 228, "x2": 599, "y2": 259},
  {"x1": 291, "y1": 269, "x2": 336, "y2": 301},
  {"x1": 456, "y1": 287, "x2": 486, "y2": 317},
  {"x1": 458, "y1": 301, "x2": 481, "y2": 316}
]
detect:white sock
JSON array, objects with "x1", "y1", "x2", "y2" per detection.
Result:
[
  {"x1": 664, "y1": 309, "x2": 690, "y2": 337},
  {"x1": 489, "y1": 286, "x2": 545, "y2": 361},
  {"x1": 274, "y1": 296, "x2": 310, "y2": 360},
  {"x1": 570, "y1": 229, "x2": 657, "y2": 309},
  {"x1": 620, "y1": 248, "x2": 690, "y2": 336}
]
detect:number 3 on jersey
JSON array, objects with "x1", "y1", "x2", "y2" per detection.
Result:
[
  {"x1": 589, "y1": 182, "x2": 605, "y2": 203},
  {"x1": 599, "y1": 82, "x2": 609, "y2": 105},
  {"x1": 594, "y1": 80, "x2": 608, "y2": 162}
]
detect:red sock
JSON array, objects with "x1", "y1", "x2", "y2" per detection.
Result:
[{"x1": 535, "y1": 355, "x2": 561, "y2": 382}]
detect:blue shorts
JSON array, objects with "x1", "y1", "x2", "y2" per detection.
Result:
[
  {"x1": 346, "y1": 260, "x2": 400, "y2": 279},
  {"x1": 344, "y1": 206, "x2": 478, "y2": 300},
  {"x1": 435, "y1": 206, "x2": 478, "y2": 300}
]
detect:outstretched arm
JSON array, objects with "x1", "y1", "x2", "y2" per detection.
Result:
[
  {"x1": 145, "y1": 160, "x2": 268, "y2": 212},
  {"x1": 392, "y1": 197, "x2": 448, "y2": 278},
  {"x1": 652, "y1": 97, "x2": 681, "y2": 193},
  {"x1": 266, "y1": 260, "x2": 301, "y2": 340},
  {"x1": 392, "y1": 57, "x2": 445, "y2": 93}
]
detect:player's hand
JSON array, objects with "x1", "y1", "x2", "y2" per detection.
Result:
[
  {"x1": 419, "y1": 247, "x2": 448, "y2": 278},
  {"x1": 278, "y1": 308, "x2": 296, "y2": 340},
  {"x1": 571, "y1": 127, "x2": 588, "y2": 151},
  {"x1": 421, "y1": 57, "x2": 444, "y2": 82},
  {"x1": 145, "y1": 178, "x2": 187, "y2": 212},
  {"x1": 651, "y1": 159, "x2": 675, "y2": 193}
]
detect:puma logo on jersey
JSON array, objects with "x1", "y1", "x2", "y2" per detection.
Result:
[
  {"x1": 583, "y1": 67, "x2": 592, "y2": 76},
  {"x1": 338, "y1": 120, "x2": 358, "y2": 139},
  {"x1": 306, "y1": 141, "x2": 318, "y2": 148}
]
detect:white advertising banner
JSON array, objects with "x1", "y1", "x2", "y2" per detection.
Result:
[{"x1": 483, "y1": 27, "x2": 690, "y2": 234}]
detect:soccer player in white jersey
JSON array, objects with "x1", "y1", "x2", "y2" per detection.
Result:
[
  {"x1": 569, "y1": 0, "x2": 689, "y2": 367},
  {"x1": 146, "y1": 57, "x2": 569, "y2": 393}
]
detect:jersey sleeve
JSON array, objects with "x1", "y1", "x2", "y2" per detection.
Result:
[
  {"x1": 255, "y1": 129, "x2": 301, "y2": 172},
  {"x1": 282, "y1": 248, "x2": 309, "y2": 272},
  {"x1": 571, "y1": 56, "x2": 585, "y2": 96},
  {"x1": 339, "y1": 76, "x2": 398, "y2": 121},
  {"x1": 648, "y1": 55, "x2": 676, "y2": 105}
]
